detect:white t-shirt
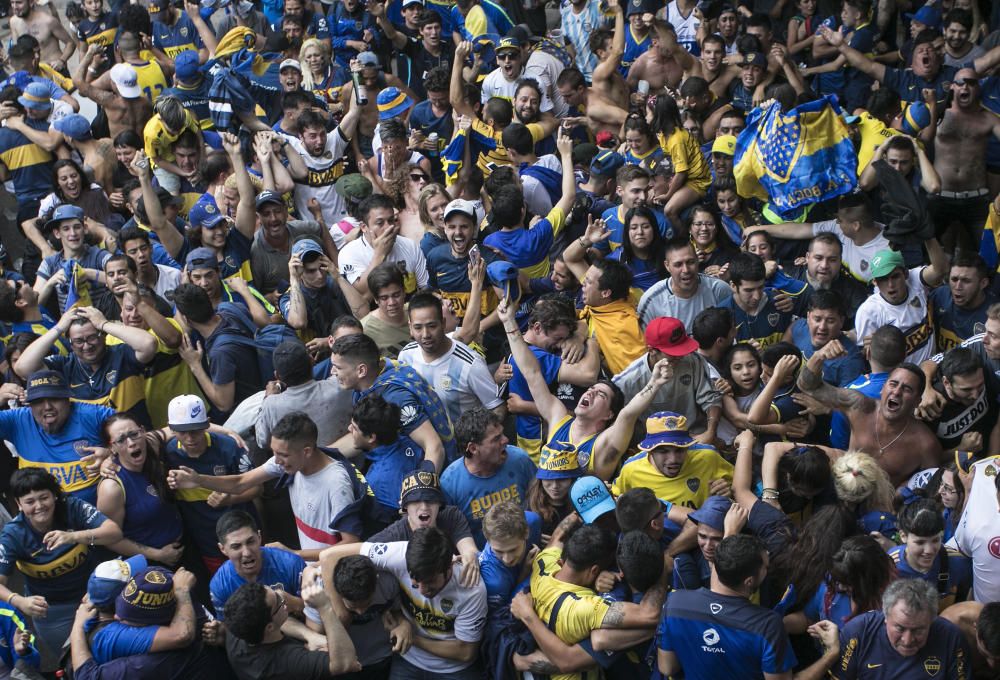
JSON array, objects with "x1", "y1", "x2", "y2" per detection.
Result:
[
  {"x1": 525, "y1": 50, "x2": 568, "y2": 117},
  {"x1": 948, "y1": 456, "x2": 1000, "y2": 603},
  {"x1": 521, "y1": 154, "x2": 561, "y2": 217},
  {"x1": 666, "y1": 1, "x2": 700, "y2": 52},
  {"x1": 480, "y1": 68, "x2": 554, "y2": 112},
  {"x1": 360, "y1": 540, "x2": 487, "y2": 673},
  {"x1": 398, "y1": 338, "x2": 503, "y2": 426},
  {"x1": 854, "y1": 267, "x2": 933, "y2": 364},
  {"x1": 811, "y1": 219, "x2": 889, "y2": 283},
  {"x1": 263, "y1": 457, "x2": 356, "y2": 550},
  {"x1": 152, "y1": 263, "x2": 181, "y2": 300},
  {"x1": 289, "y1": 128, "x2": 351, "y2": 229},
  {"x1": 338, "y1": 234, "x2": 429, "y2": 293}
]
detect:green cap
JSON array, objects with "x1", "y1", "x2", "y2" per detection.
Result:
[
  {"x1": 334, "y1": 174, "x2": 373, "y2": 205},
  {"x1": 869, "y1": 249, "x2": 905, "y2": 279}
]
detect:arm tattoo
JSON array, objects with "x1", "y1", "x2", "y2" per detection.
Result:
[
  {"x1": 798, "y1": 366, "x2": 869, "y2": 413},
  {"x1": 602, "y1": 602, "x2": 625, "y2": 628},
  {"x1": 529, "y1": 660, "x2": 559, "y2": 673}
]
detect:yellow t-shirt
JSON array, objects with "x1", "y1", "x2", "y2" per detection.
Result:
[
  {"x1": 613, "y1": 445, "x2": 734, "y2": 509},
  {"x1": 143, "y1": 109, "x2": 200, "y2": 164},
  {"x1": 658, "y1": 128, "x2": 711, "y2": 194},
  {"x1": 133, "y1": 60, "x2": 169, "y2": 105},
  {"x1": 856, "y1": 111, "x2": 900, "y2": 174},
  {"x1": 530, "y1": 546, "x2": 609, "y2": 680}
]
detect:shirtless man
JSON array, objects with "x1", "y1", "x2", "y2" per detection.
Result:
[
  {"x1": 73, "y1": 45, "x2": 153, "y2": 138},
  {"x1": 627, "y1": 22, "x2": 684, "y2": 91},
  {"x1": 589, "y1": 0, "x2": 629, "y2": 111},
  {"x1": 339, "y1": 51, "x2": 415, "y2": 160},
  {"x1": 927, "y1": 68, "x2": 1000, "y2": 252},
  {"x1": 556, "y1": 68, "x2": 627, "y2": 136},
  {"x1": 658, "y1": 27, "x2": 737, "y2": 98},
  {"x1": 9, "y1": 0, "x2": 76, "y2": 73},
  {"x1": 797, "y1": 339, "x2": 943, "y2": 487},
  {"x1": 940, "y1": 601, "x2": 1000, "y2": 679}
]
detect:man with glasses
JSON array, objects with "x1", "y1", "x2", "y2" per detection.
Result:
[{"x1": 13, "y1": 304, "x2": 158, "y2": 427}]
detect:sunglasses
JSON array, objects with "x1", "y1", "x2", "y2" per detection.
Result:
[
  {"x1": 270, "y1": 590, "x2": 286, "y2": 617},
  {"x1": 954, "y1": 77, "x2": 979, "y2": 86},
  {"x1": 497, "y1": 53, "x2": 518, "y2": 61},
  {"x1": 410, "y1": 173, "x2": 428, "y2": 182}
]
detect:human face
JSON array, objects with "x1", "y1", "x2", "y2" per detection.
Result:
[
  {"x1": 745, "y1": 26, "x2": 771, "y2": 48},
  {"x1": 945, "y1": 21, "x2": 970, "y2": 51},
  {"x1": 618, "y1": 178, "x2": 650, "y2": 210},
  {"x1": 123, "y1": 238, "x2": 153, "y2": 272},
  {"x1": 10, "y1": 0, "x2": 29, "y2": 18},
  {"x1": 628, "y1": 214, "x2": 655, "y2": 252},
  {"x1": 531, "y1": 323, "x2": 572, "y2": 352},
  {"x1": 581, "y1": 265, "x2": 608, "y2": 307},
  {"x1": 885, "y1": 147, "x2": 915, "y2": 176},
  {"x1": 83, "y1": 0, "x2": 102, "y2": 17},
  {"x1": 840, "y1": 2, "x2": 861, "y2": 29},
  {"x1": 58, "y1": 220, "x2": 85, "y2": 252},
  {"x1": 105, "y1": 260, "x2": 132, "y2": 296},
  {"x1": 741, "y1": 64, "x2": 763, "y2": 89},
  {"x1": 541, "y1": 477, "x2": 572, "y2": 504},
  {"x1": 300, "y1": 124, "x2": 328, "y2": 157},
  {"x1": 363, "y1": 207, "x2": 399, "y2": 240},
  {"x1": 690, "y1": 212, "x2": 717, "y2": 248},
  {"x1": 550, "y1": 259, "x2": 576, "y2": 291},
  {"x1": 728, "y1": 349, "x2": 761, "y2": 394},
  {"x1": 17, "y1": 489, "x2": 56, "y2": 530},
  {"x1": 219, "y1": 526, "x2": 263, "y2": 578},
  {"x1": 382, "y1": 138, "x2": 408, "y2": 167},
  {"x1": 404, "y1": 500, "x2": 439, "y2": 530},
  {"x1": 952, "y1": 69, "x2": 980, "y2": 108},
  {"x1": 470, "y1": 423, "x2": 508, "y2": 465},
  {"x1": 300, "y1": 257, "x2": 327, "y2": 290},
  {"x1": 806, "y1": 307, "x2": 844, "y2": 348},
  {"x1": 558, "y1": 83, "x2": 586, "y2": 108},
  {"x1": 746, "y1": 233, "x2": 772, "y2": 260},
  {"x1": 880, "y1": 369, "x2": 921, "y2": 422},
  {"x1": 265, "y1": 587, "x2": 289, "y2": 627},
  {"x1": 912, "y1": 42, "x2": 940, "y2": 79},
  {"x1": 697, "y1": 524, "x2": 723, "y2": 562},
  {"x1": 575, "y1": 381, "x2": 615, "y2": 422},
  {"x1": 712, "y1": 153, "x2": 734, "y2": 177},
  {"x1": 797, "y1": 0, "x2": 816, "y2": 15},
  {"x1": 409, "y1": 168, "x2": 429, "y2": 191},
  {"x1": 625, "y1": 129, "x2": 651, "y2": 155},
  {"x1": 174, "y1": 427, "x2": 209, "y2": 456},
  {"x1": 29, "y1": 397, "x2": 71, "y2": 433},
  {"x1": 885, "y1": 602, "x2": 933, "y2": 656},
  {"x1": 943, "y1": 369, "x2": 984, "y2": 406},
  {"x1": 6, "y1": 278, "x2": 37, "y2": 309},
  {"x1": 257, "y1": 203, "x2": 289, "y2": 239},
  {"x1": 874, "y1": 268, "x2": 909, "y2": 306},
  {"x1": 56, "y1": 166, "x2": 82, "y2": 199},
  {"x1": 732, "y1": 279, "x2": 766, "y2": 312},
  {"x1": 120, "y1": 293, "x2": 145, "y2": 329},
  {"x1": 303, "y1": 45, "x2": 326, "y2": 73},
  {"x1": 901, "y1": 530, "x2": 943, "y2": 573},
  {"x1": 701, "y1": 41, "x2": 724, "y2": 71},
  {"x1": 375, "y1": 284, "x2": 405, "y2": 319},
  {"x1": 718, "y1": 117, "x2": 745, "y2": 138},
  {"x1": 984, "y1": 318, "x2": 1000, "y2": 360},
  {"x1": 683, "y1": 118, "x2": 702, "y2": 142},
  {"x1": 69, "y1": 321, "x2": 106, "y2": 365},
  {"x1": 497, "y1": 49, "x2": 522, "y2": 79},
  {"x1": 410, "y1": 569, "x2": 449, "y2": 598},
  {"x1": 174, "y1": 145, "x2": 199, "y2": 175},
  {"x1": 279, "y1": 66, "x2": 303, "y2": 90},
  {"x1": 420, "y1": 20, "x2": 441, "y2": 46},
  {"x1": 114, "y1": 144, "x2": 138, "y2": 167},
  {"x1": 806, "y1": 240, "x2": 841, "y2": 286},
  {"x1": 444, "y1": 214, "x2": 475, "y2": 256},
  {"x1": 489, "y1": 535, "x2": 527, "y2": 568},
  {"x1": 425, "y1": 193, "x2": 449, "y2": 230},
  {"x1": 425, "y1": 87, "x2": 448, "y2": 112},
  {"x1": 717, "y1": 11, "x2": 738, "y2": 37},
  {"x1": 938, "y1": 469, "x2": 959, "y2": 509},
  {"x1": 665, "y1": 245, "x2": 699, "y2": 294},
  {"x1": 514, "y1": 87, "x2": 540, "y2": 123},
  {"x1": 948, "y1": 265, "x2": 988, "y2": 309},
  {"x1": 409, "y1": 305, "x2": 447, "y2": 355},
  {"x1": 649, "y1": 445, "x2": 688, "y2": 478},
  {"x1": 189, "y1": 267, "x2": 221, "y2": 299},
  {"x1": 330, "y1": 354, "x2": 364, "y2": 390}
]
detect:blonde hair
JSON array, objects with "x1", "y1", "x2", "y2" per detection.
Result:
[
  {"x1": 831, "y1": 451, "x2": 894, "y2": 512},
  {"x1": 298, "y1": 39, "x2": 331, "y2": 90},
  {"x1": 417, "y1": 183, "x2": 450, "y2": 228},
  {"x1": 482, "y1": 501, "x2": 529, "y2": 542}
]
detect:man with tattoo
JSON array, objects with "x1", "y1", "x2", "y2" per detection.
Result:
[{"x1": 796, "y1": 339, "x2": 943, "y2": 486}]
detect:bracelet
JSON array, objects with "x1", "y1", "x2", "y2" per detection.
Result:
[
  {"x1": 505, "y1": 328, "x2": 520, "y2": 336},
  {"x1": 89, "y1": 531, "x2": 95, "y2": 547},
  {"x1": 98, "y1": 321, "x2": 106, "y2": 333},
  {"x1": 761, "y1": 487, "x2": 779, "y2": 495},
  {"x1": 762, "y1": 492, "x2": 779, "y2": 501},
  {"x1": 5, "y1": 592, "x2": 15, "y2": 604},
  {"x1": 578, "y1": 237, "x2": 590, "y2": 248}
]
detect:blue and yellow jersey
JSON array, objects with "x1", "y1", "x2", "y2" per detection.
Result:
[
  {"x1": 151, "y1": 12, "x2": 204, "y2": 59},
  {"x1": 0, "y1": 497, "x2": 109, "y2": 602},
  {"x1": 426, "y1": 245, "x2": 500, "y2": 319},
  {"x1": 623, "y1": 144, "x2": 663, "y2": 172},
  {"x1": 0, "y1": 121, "x2": 54, "y2": 203},
  {"x1": 597, "y1": 203, "x2": 672, "y2": 254},
  {"x1": 309, "y1": 64, "x2": 349, "y2": 106},
  {"x1": 3, "y1": 312, "x2": 69, "y2": 356},
  {"x1": 508, "y1": 345, "x2": 562, "y2": 461},
  {"x1": 483, "y1": 206, "x2": 566, "y2": 279},
  {"x1": 78, "y1": 13, "x2": 118, "y2": 60},
  {"x1": 467, "y1": 119, "x2": 546, "y2": 177},
  {"x1": 621, "y1": 25, "x2": 651, "y2": 75},
  {"x1": 888, "y1": 544, "x2": 971, "y2": 610},
  {"x1": 658, "y1": 128, "x2": 712, "y2": 194},
  {"x1": 929, "y1": 285, "x2": 995, "y2": 354},
  {"x1": 613, "y1": 445, "x2": 734, "y2": 509},
  {"x1": 540, "y1": 415, "x2": 596, "y2": 472},
  {"x1": 162, "y1": 78, "x2": 212, "y2": 130},
  {"x1": 44, "y1": 344, "x2": 152, "y2": 428},
  {"x1": 37, "y1": 64, "x2": 75, "y2": 95},
  {"x1": 132, "y1": 60, "x2": 169, "y2": 104},
  {"x1": 722, "y1": 291, "x2": 793, "y2": 350}
]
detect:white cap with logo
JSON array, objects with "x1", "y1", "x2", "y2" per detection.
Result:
[
  {"x1": 167, "y1": 394, "x2": 210, "y2": 432},
  {"x1": 444, "y1": 199, "x2": 476, "y2": 222},
  {"x1": 109, "y1": 63, "x2": 141, "y2": 99}
]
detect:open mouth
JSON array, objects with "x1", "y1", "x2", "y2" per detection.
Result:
[
  {"x1": 416, "y1": 511, "x2": 431, "y2": 524},
  {"x1": 885, "y1": 396, "x2": 901, "y2": 412}
]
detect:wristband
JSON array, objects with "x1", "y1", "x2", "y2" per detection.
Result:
[{"x1": 5, "y1": 592, "x2": 15, "y2": 604}]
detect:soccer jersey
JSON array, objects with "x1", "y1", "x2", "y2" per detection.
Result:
[
  {"x1": 0, "y1": 497, "x2": 108, "y2": 602},
  {"x1": 0, "y1": 403, "x2": 116, "y2": 502},
  {"x1": 929, "y1": 286, "x2": 995, "y2": 354},
  {"x1": 111, "y1": 465, "x2": 182, "y2": 550},
  {"x1": 855, "y1": 111, "x2": 901, "y2": 174},
  {"x1": 621, "y1": 26, "x2": 651, "y2": 75},
  {"x1": 888, "y1": 544, "x2": 970, "y2": 609},
  {"x1": 36, "y1": 246, "x2": 113, "y2": 313},
  {"x1": 151, "y1": 12, "x2": 205, "y2": 58},
  {"x1": 161, "y1": 77, "x2": 211, "y2": 129},
  {"x1": 507, "y1": 344, "x2": 563, "y2": 461},
  {"x1": 0, "y1": 120, "x2": 54, "y2": 204},
  {"x1": 210, "y1": 546, "x2": 305, "y2": 618},
  {"x1": 658, "y1": 588, "x2": 796, "y2": 680},
  {"x1": 541, "y1": 415, "x2": 597, "y2": 473},
  {"x1": 426, "y1": 245, "x2": 500, "y2": 319},
  {"x1": 561, "y1": 0, "x2": 602, "y2": 78},
  {"x1": 133, "y1": 60, "x2": 169, "y2": 104},
  {"x1": 789, "y1": 320, "x2": 866, "y2": 387},
  {"x1": 143, "y1": 109, "x2": 200, "y2": 164},
  {"x1": 658, "y1": 128, "x2": 711, "y2": 194},
  {"x1": 926, "y1": 376, "x2": 998, "y2": 451},
  {"x1": 398, "y1": 339, "x2": 503, "y2": 427},
  {"x1": 949, "y1": 455, "x2": 1000, "y2": 603},
  {"x1": 360, "y1": 540, "x2": 487, "y2": 673},
  {"x1": 483, "y1": 206, "x2": 566, "y2": 278},
  {"x1": 832, "y1": 610, "x2": 969, "y2": 680},
  {"x1": 77, "y1": 12, "x2": 117, "y2": 61},
  {"x1": 811, "y1": 219, "x2": 889, "y2": 283},
  {"x1": 613, "y1": 446, "x2": 733, "y2": 510},
  {"x1": 855, "y1": 267, "x2": 933, "y2": 364},
  {"x1": 44, "y1": 344, "x2": 152, "y2": 428},
  {"x1": 598, "y1": 204, "x2": 672, "y2": 254},
  {"x1": 529, "y1": 546, "x2": 610, "y2": 680},
  {"x1": 338, "y1": 233, "x2": 429, "y2": 294},
  {"x1": 666, "y1": 1, "x2": 700, "y2": 53},
  {"x1": 289, "y1": 128, "x2": 351, "y2": 226},
  {"x1": 722, "y1": 291, "x2": 792, "y2": 351},
  {"x1": 480, "y1": 69, "x2": 553, "y2": 112}
]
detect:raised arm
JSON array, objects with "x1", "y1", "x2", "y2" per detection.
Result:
[
  {"x1": 222, "y1": 132, "x2": 257, "y2": 241},
  {"x1": 301, "y1": 566, "x2": 362, "y2": 675},
  {"x1": 78, "y1": 306, "x2": 158, "y2": 364},
  {"x1": 370, "y1": 0, "x2": 407, "y2": 50},
  {"x1": 14, "y1": 307, "x2": 74, "y2": 378},
  {"x1": 746, "y1": 354, "x2": 800, "y2": 426},
  {"x1": 920, "y1": 237, "x2": 948, "y2": 287},
  {"x1": 592, "y1": 0, "x2": 625, "y2": 89},
  {"x1": 821, "y1": 25, "x2": 886, "y2": 81},
  {"x1": 796, "y1": 340, "x2": 874, "y2": 414},
  {"x1": 131, "y1": 151, "x2": 184, "y2": 258},
  {"x1": 731, "y1": 429, "x2": 761, "y2": 509},
  {"x1": 167, "y1": 460, "x2": 277, "y2": 496},
  {"x1": 553, "y1": 129, "x2": 577, "y2": 216},
  {"x1": 450, "y1": 42, "x2": 475, "y2": 116},
  {"x1": 562, "y1": 217, "x2": 609, "y2": 283}
]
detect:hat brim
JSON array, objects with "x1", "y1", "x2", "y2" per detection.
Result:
[
  {"x1": 537, "y1": 467, "x2": 584, "y2": 480},
  {"x1": 18, "y1": 97, "x2": 51, "y2": 110},
  {"x1": 198, "y1": 214, "x2": 227, "y2": 229},
  {"x1": 26, "y1": 386, "x2": 71, "y2": 402},
  {"x1": 255, "y1": 197, "x2": 285, "y2": 209},
  {"x1": 444, "y1": 208, "x2": 475, "y2": 222},
  {"x1": 169, "y1": 421, "x2": 209, "y2": 432},
  {"x1": 871, "y1": 265, "x2": 905, "y2": 280},
  {"x1": 378, "y1": 100, "x2": 413, "y2": 120},
  {"x1": 639, "y1": 432, "x2": 695, "y2": 451},
  {"x1": 577, "y1": 496, "x2": 616, "y2": 524},
  {"x1": 401, "y1": 489, "x2": 445, "y2": 506},
  {"x1": 650, "y1": 336, "x2": 698, "y2": 357}
]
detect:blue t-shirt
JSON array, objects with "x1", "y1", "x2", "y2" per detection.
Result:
[
  {"x1": 608, "y1": 249, "x2": 661, "y2": 291},
  {"x1": 598, "y1": 204, "x2": 672, "y2": 255},
  {"x1": 722, "y1": 292, "x2": 793, "y2": 351},
  {"x1": 483, "y1": 219, "x2": 556, "y2": 274},
  {"x1": 91, "y1": 622, "x2": 158, "y2": 664},
  {"x1": 929, "y1": 285, "x2": 995, "y2": 354},
  {"x1": 0, "y1": 403, "x2": 116, "y2": 503},
  {"x1": 364, "y1": 435, "x2": 424, "y2": 510},
  {"x1": 45, "y1": 343, "x2": 152, "y2": 428},
  {"x1": 789, "y1": 320, "x2": 866, "y2": 387},
  {"x1": 151, "y1": 12, "x2": 204, "y2": 58},
  {"x1": 830, "y1": 372, "x2": 887, "y2": 449},
  {"x1": 210, "y1": 546, "x2": 306, "y2": 619},
  {"x1": 508, "y1": 345, "x2": 562, "y2": 450},
  {"x1": 479, "y1": 512, "x2": 542, "y2": 611},
  {"x1": 658, "y1": 588, "x2": 797, "y2": 680},
  {"x1": 888, "y1": 544, "x2": 971, "y2": 606},
  {"x1": 439, "y1": 445, "x2": 537, "y2": 548},
  {"x1": 0, "y1": 118, "x2": 55, "y2": 204},
  {"x1": 882, "y1": 64, "x2": 957, "y2": 103},
  {"x1": 672, "y1": 550, "x2": 711, "y2": 591}
]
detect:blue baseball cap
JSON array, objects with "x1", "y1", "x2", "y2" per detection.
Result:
[
  {"x1": 638, "y1": 412, "x2": 695, "y2": 451},
  {"x1": 589, "y1": 150, "x2": 625, "y2": 178},
  {"x1": 87, "y1": 555, "x2": 148, "y2": 608},
  {"x1": 688, "y1": 495, "x2": 732, "y2": 532},
  {"x1": 571, "y1": 476, "x2": 617, "y2": 524},
  {"x1": 43, "y1": 204, "x2": 85, "y2": 232},
  {"x1": 906, "y1": 5, "x2": 941, "y2": 30},
  {"x1": 53, "y1": 113, "x2": 93, "y2": 141},
  {"x1": 487, "y1": 261, "x2": 520, "y2": 303},
  {"x1": 185, "y1": 247, "x2": 220, "y2": 271},
  {"x1": 25, "y1": 369, "x2": 71, "y2": 402},
  {"x1": 188, "y1": 194, "x2": 227, "y2": 229},
  {"x1": 174, "y1": 50, "x2": 201, "y2": 81},
  {"x1": 741, "y1": 52, "x2": 766, "y2": 68},
  {"x1": 291, "y1": 237, "x2": 323, "y2": 259}
]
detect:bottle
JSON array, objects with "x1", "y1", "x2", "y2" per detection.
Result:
[
  {"x1": 351, "y1": 70, "x2": 368, "y2": 106},
  {"x1": 427, "y1": 132, "x2": 439, "y2": 158}
]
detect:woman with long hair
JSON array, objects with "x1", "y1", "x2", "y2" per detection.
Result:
[
  {"x1": 647, "y1": 94, "x2": 712, "y2": 225},
  {"x1": 608, "y1": 206, "x2": 668, "y2": 291},
  {"x1": 298, "y1": 38, "x2": 348, "y2": 107},
  {"x1": 382, "y1": 161, "x2": 429, "y2": 241},
  {"x1": 417, "y1": 183, "x2": 452, "y2": 258},
  {"x1": 760, "y1": 441, "x2": 835, "y2": 524},
  {"x1": 25, "y1": 159, "x2": 115, "y2": 259},
  {"x1": 922, "y1": 462, "x2": 966, "y2": 542},
  {"x1": 715, "y1": 175, "x2": 762, "y2": 246},
  {"x1": 96, "y1": 413, "x2": 185, "y2": 567},
  {"x1": 688, "y1": 203, "x2": 739, "y2": 276},
  {"x1": 621, "y1": 114, "x2": 663, "y2": 171}
]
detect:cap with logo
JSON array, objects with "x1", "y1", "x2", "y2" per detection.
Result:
[
  {"x1": 43, "y1": 204, "x2": 85, "y2": 233},
  {"x1": 711, "y1": 135, "x2": 736, "y2": 156},
  {"x1": 109, "y1": 63, "x2": 141, "y2": 99},
  {"x1": 741, "y1": 52, "x2": 766, "y2": 68},
  {"x1": 570, "y1": 476, "x2": 616, "y2": 524},
  {"x1": 688, "y1": 495, "x2": 732, "y2": 532},
  {"x1": 290, "y1": 237, "x2": 324, "y2": 260},
  {"x1": 335, "y1": 174, "x2": 373, "y2": 205},
  {"x1": 537, "y1": 442, "x2": 584, "y2": 480},
  {"x1": 167, "y1": 394, "x2": 209, "y2": 432},
  {"x1": 254, "y1": 190, "x2": 285, "y2": 210},
  {"x1": 638, "y1": 412, "x2": 695, "y2": 451},
  {"x1": 53, "y1": 113, "x2": 93, "y2": 141},
  {"x1": 399, "y1": 470, "x2": 445, "y2": 506},
  {"x1": 645, "y1": 317, "x2": 698, "y2": 357},
  {"x1": 869, "y1": 249, "x2": 906, "y2": 279},
  {"x1": 590, "y1": 149, "x2": 626, "y2": 177},
  {"x1": 88, "y1": 555, "x2": 148, "y2": 608},
  {"x1": 184, "y1": 247, "x2": 220, "y2": 272},
  {"x1": 18, "y1": 81, "x2": 52, "y2": 111},
  {"x1": 26, "y1": 370, "x2": 71, "y2": 402},
  {"x1": 279, "y1": 59, "x2": 302, "y2": 73},
  {"x1": 625, "y1": 0, "x2": 651, "y2": 17},
  {"x1": 188, "y1": 194, "x2": 227, "y2": 229},
  {"x1": 357, "y1": 51, "x2": 380, "y2": 68},
  {"x1": 496, "y1": 37, "x2": 521, "y2": 54},
  {"x1": 443, "y1": 199, "x2": 476, "y2": 222},
  {"x1": 116, "y1": 567, "x2": 177, "y2": 626},
  {"x1": 376, "y1": 87, "x2": 414, "y2": 120}
]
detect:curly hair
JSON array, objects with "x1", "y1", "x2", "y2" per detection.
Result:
[{"x1": 384, "y1": 162, "x2": 422, "y2": 210}]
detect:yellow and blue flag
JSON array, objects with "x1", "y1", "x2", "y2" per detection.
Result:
[
  {"x1": 734, "y1": 96, "x2": 857, "y2": 220},
  {"x1": 980, "y1": 200, "x2": 1000, "y2": 273},
  {"x1": 62, "y1": 260, "x2": 91, "y2": 310}
]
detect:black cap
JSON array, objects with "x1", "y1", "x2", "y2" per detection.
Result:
[
  {"x1": 255, "y1": 190, "x2": 285, "y2": 210},
  {"x1": 26, "y1": 370, "x2": 71, "y2": 402}
]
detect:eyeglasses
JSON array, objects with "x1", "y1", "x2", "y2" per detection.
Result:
[
  {"x1": 497, "y1": 53, "x2": 518, "y2": 61},
  {"x1": 691, "y1": 221, "x2": 716, "y2": 228},
  {"x1": 410, "y1": 173, "x2": 428, "y2": 182},
  {"x1": 113, "y1": 429, "x2": 144, "y2": 445},
  {"x1": 270, "y1": 590, "x2": 286, "y2": 617},
  {"x1": 955, "y1": 77, "x2": 979, "y2": 86},
  {"x1": 70, "y1": 333, "x2": 104, "y2": 348}
]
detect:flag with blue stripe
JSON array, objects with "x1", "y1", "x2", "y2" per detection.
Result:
[{"x1": 734, "y1": 96, "x2": 857, "y2": 220}]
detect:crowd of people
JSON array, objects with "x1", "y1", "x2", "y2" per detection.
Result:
[{"x1": 0, "y1": 0, "x2": 997, "y2": 678}]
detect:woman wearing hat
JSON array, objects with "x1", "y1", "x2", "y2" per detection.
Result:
[{"x1": 527, "y1": 439, "x2": 583, "y2": 540}]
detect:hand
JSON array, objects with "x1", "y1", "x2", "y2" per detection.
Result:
[
  {"x1": 86, "y1": 43, "x2": 104, "y2": 59},
  {"x1": 370, "y1": 223, "x2": 399, "y2": 259},
  {"x1": 305, "y1": 632, "x2": 328, "y2": 652},
  {"x1": 72, "y1": 599, "x2": 92, "y2": 622},
  {"x1": 916, "y1": 387, "x2": 946, "y2": 421},
  {"x1": 307, "y1": 198, "x2": 323, "y2": 221},
  {"x1": 869, "y1": 531, "x2": 896, "y2": 551},
  {"x1": 172, "y1": 567, "x2": 196, "y2": 592},
  {"x1": 75, "y1": 306, "x2": 109, "y2": 332},
  {"x1": 497, "y1": 295, "x2": 516, "y2": 327},
  {"x1": 773, "y1": 291, "x2": 794, "y2": 313},
  {"x1": 178, "y1": 333, "x2": 204, "y2": 367},
  {"x1": 708, "y1": 478, "x2": 732, "y2": 498},
  {"x1": 783, "y1": 416, "x2": 814, "y2": 439},
  {"x1": 79, "y1": 446, "x2": 110, "y2": 476},
  {"x1": 583, "y1": 215, "x2": 612, "y2": 247},
  {"x1": 816, "y1": 339, "x2": 847, "y2": 363},
  {"x1": 0, "y1": 382, "x2": 25, "y2": 404},
  {"x1": 792, "y1": 392, "x2": 830, "y2": 417},
  {"x1": 108, "y1": 190, "x2": 126, "y2": 209},
  {"x1": 456, "y1": 114, "x2": 472, "y2": 132},
  {"x1": 714, "y1": 377, "x2": 733, "y2": 397},
  {"x1": 369, "y1": 0, "x2": 385, "y2": 17},
  {"x1": 509, "y1": 590, "x2": 537, "y2": 622},
  {"x1": 807, "y1": 620, "x2": 839, "y2": 653},
  {"x1": 819, "y1": 25, "x2": 844, "y2": 48},
  {"x1": 13, "y1": 628, "x2": 31, "y2": 656},
  {"x1": 221, "y1": 131, "x2": 241, "y2": 156},
  {"x1": 301, "y1": 566, "x2": 330, "y2": 610},
  {"x1": 206, "y1": 491, "x2": 230, "y2": 508},
  {"x1": 167, "y1": 465, "x2": 200, "y2": 490},
  {"x1": 556, "y1": 126, "x2": 573, "y2": 156},
  {"x1": 42, "y1": 530, "x2": 76, "y2": 551},
  {"x1": 458, "y1": 551, "x2": 480, "y2": 587},
  {"x1": 467, "y1": 256, "x2": 485, "y2": 288},
  {"x1": 152, "y1": 541, "x2": 184, "y2": 566},
  {"x1": 0, "y1": 103, "x2": 20, "y2": 122},
  {"x1": 288, "y1": 253, "x2": 304, "y2": 281},
  {"x1": 734, "y1": 428, "x2": 755, "y2": 450},
  {"x1": 649, "y1": 358, "x2": 674, "y2": 388},
  {"x1": 455, "y1": 41, "x2": 473, "y2": 61},
  {"x1": 253, "y1": 134, "x2": 272, "y2": 163},
  {"x1": 959, "y1": 431, "x2": 983, "y2": 453},
  {"x1": 388, "y1": 617, "x2": 413, "y2": 654},
  {"x1": 266, "y1": 541, "x2": 294, "y2": 553},
  {"x1": 129, "y1": 150, "x2": 151, "y2": 177},
  {"x1": 99, "y1": 455, "x2": 121, "y2": 480},
  {"x1": 494, "y1": 362, "x2": 513, "y2": 384},
  {"x1": 202, "y1": 620, "x2": 225, "y2": 646},
  {"x1": 723, "y1": 502, "x2": 748, "y2": 536},
  {"x1": 265, "y1": 379, "x2": 284, "y2": 396},
  {"x1": 771, "y1": 354, "x2": 800, "y2": 382},
  {"x1": 769, "y1": 43, "x2": 787, "y2": 66}
]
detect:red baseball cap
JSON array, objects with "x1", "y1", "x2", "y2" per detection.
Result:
[{"x1": 645, "y1": 317, "x2": 698, "y2": 357}]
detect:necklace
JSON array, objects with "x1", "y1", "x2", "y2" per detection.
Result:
[{"x1": 873, "y1": 407, "x2": 909, "y2": 456}]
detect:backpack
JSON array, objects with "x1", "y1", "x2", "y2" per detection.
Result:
[{"x1": 214, "y1": 302, "x2": 300, "y2": 383}]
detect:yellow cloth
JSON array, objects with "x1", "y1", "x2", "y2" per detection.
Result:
[
  {"x1": 856, "y1": 111, "x2": 900, "y2": 174},
  {"x1": 613, "y1": 446, "x2": 734, "y2": 509},
  {"x1": 658, "y1": 128, "x2": 711, "y2": 194},
  {"x1": 580, "y1": 299, "x2": 645, "y2": 376},
  {"x1": 143, "y1": 109, "x2": 201, "y2": 163}
]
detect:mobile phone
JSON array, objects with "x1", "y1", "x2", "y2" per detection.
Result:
[{"x1": 469, "y1": 244, "x2": 481, "y2": 265}]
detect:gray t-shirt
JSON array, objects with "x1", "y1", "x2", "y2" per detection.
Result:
[
  {"x1": 613, "y1": 352, "x2": 721, "y2": 433},
  {"x1": 636, "y1": 274, "x2": 732, "y2": 330},
  {"x1": 250, "y1": 220, "x2": 326, "y2": 295},
  {"x1": 255, "y1": 377, "x2": 353, "y2": 449}
]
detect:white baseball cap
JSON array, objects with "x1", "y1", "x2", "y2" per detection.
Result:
[
  {"x1": 279, "y1": 58, "x2": 302, "y2": 73},
  {"x1": 168, "y1": 394, "x2": 209, "y2": 432},
  {"x1": 444, "y1": 199, "x2": 476, "y2": 221},
  {"x1": 109, "y1": 63, "x2": 141, "y2": 99}
]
